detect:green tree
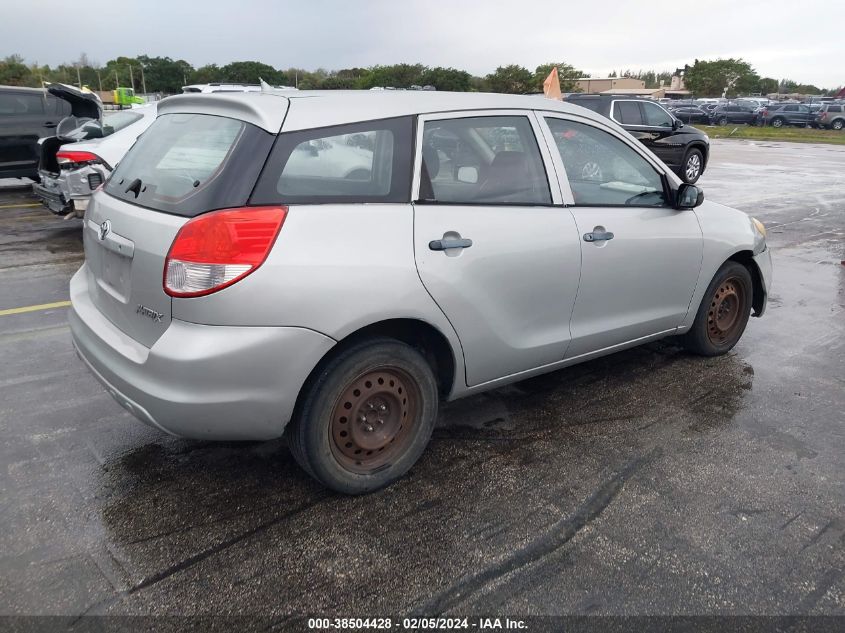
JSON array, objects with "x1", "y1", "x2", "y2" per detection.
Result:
[
  {"x1": 684, "y1": 58, "x2": 759, "y2": 97},
  {"x1": 360, "y1": 64, "x2": 427, "y2": 89},
  {"x1": 533, "y1": 62, "x2": 583, "y2": 92},
  {"x1": 420, "y1": 67, "x2": 471, "y2": 91},
  {"x1": 190, "y1": 64, "x2": 221, "y2": 84},
  {"x1": 758, "y1": 77, "x2": 778, "y2": 95},
  {"x1": 135, "y1": 55, "x2": 193, "y2": 93},
  {"x1": 0, "y1": 54, "x2": 34, "y2": 86},
  {"x1": 485, "y1": 65, "x2": 534, "y2": 94},
  {"x1": 219, "y1": 61, "x2": 287, "y2": 85}
]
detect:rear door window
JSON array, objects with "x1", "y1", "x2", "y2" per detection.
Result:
[
  {"x1": 104, "y1": 113, "x2": 274, "y2": 217},
  {"x1": 251, "y1": 117, "x2": 413, "y2": 204},
  {"x1": 418, "y1": 115, "x2": 551, "y2": 205},
  {"x1": 614, "y1": 101, "x2": 644, "y2": 126},
  {"x1": 0, "y1": 92, "x2": 45, "y2": 115}
]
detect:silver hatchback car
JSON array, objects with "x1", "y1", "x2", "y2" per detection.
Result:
[{"x1": 70, "y1": 91, "x2": 772, "y2": 494}]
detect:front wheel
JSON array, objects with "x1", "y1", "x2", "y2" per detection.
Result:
[
  {"x1": 287, "y1": 338, "x2": 438, "y2": 494},
  {"x1": 682, "y1": 262, "x2": 753, "y2": 356},
  {"x1": 718, "y1": 117, "x2": 728, "y2": 126},
  {"x1": 771, "y1": 118, "x2": 784, "y2": 128},
  {"x1": 832, "y1": 119, "x2": 844, "y2": 131},
  {"x1": 682, "y1": 148, "x2": 704, "y2": 184}
]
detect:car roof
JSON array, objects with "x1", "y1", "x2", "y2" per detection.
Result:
[{"x1": 157, "y1": 90, "x2": 612, "y2": 133}]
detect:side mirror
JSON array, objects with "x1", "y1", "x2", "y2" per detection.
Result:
[
  {"x1": 677, "y1": 183, "x2": 704, "y2": 209},
  {"x1": 456, "y1": 166, "x2": 479, "y2": 184},
  {"x1": 672, "y1": 118, "x2": 684, "y2": 130}
]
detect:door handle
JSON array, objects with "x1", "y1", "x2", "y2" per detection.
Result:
[
  {"x1": 583, "y1": 230, "x2": 614, "y2": 243},
  {"x1": 429, "y1": 238, "x2": 472, "y2": 251},
  {"x1": 43, "y1": 122, "x2": 57, "y2": 128}
]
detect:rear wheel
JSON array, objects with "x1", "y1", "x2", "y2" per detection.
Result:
[
  {"x1": 682, "y1": 261, "x2": 753, "y2": 356},
  {"x1": 682, "y1": 148, "x2": 704, "y2": 184},
  {"x1": 832, "y1": 119, "x2": 844, "y2": 131},
  {"x1": 287, "y1": 338, "x2": 438, "y2": 494}
]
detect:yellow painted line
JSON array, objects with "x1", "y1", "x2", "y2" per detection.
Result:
[
  {"x1": 0, "y1": 203, "x2": 42, "y2": 209},
  {"x1": 0, "y1": 300, "x2": 71, "y2": 317}
]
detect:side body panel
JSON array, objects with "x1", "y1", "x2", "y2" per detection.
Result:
[{"x1": 171, "y1": 203, "x2": 466, "y2": 389}]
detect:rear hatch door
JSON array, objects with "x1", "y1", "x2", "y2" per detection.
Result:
[{"x1": 84, "y1": 108, "x2": 280, "y2": 348}]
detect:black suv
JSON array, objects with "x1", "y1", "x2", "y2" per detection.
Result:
[
  {"x1": 709, "y1": 104, "x2": 757, "y2": 126},
  {"x1": 564, "y1": 94, "x2": 710, "y2": 183},
  {"x1": 0, "y1": 86, "x2": 73, "y2": 180}
]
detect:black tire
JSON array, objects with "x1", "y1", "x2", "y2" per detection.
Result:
[
  {"x1": 682, "y1": 261, "x2": 753, "y2": 356},
  {"x1": 771, "y1": 117, "x2": 784, "y2": 128},
  {"x1": 681, "y1": 148, "x2": 704, "y2": 184},
  {"x1": 287, "y1": 338, "x2": 438, "y2": 494},
  {"x1": 718, "y1": 117, "x2": 728, "y2": 126},
  {"x1": 832, "y1": 119, "x2": 844, "y2": 131}
]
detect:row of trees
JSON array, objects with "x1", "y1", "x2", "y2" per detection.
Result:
[
  {"x1": 682, "y1": 58, "x2": 832, "y2": 97},
  {"x1": 0, "y1": 54, "x2": 586, "y2": 94},
  {"x1": 0, "y1": 53, "x2": 839, "y2": 98}
]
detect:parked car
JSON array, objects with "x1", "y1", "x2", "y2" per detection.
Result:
[
  {"x1": 564, "y1": 94, "x2": 710, "y2": 183},
  {"x1": 69, "y1": 91, "x2": 771, "y2": 494},
  {"x1": 669, "y1": 106, "x2": 710, "y2": 125},
  {"x1": 33, "y1": 104, "x2": 157, "y2": 216},
  {"x1": 814, "y1": 103, "x2": 845, "y2": 130},
  {"x1": 0, "y1": 85, "x2": 74, "y2": 180},
  {"x1": 709, "y1": 104, "x2": 757, "y2": 126},
  {"x1": 762, "y1": 103, "x2": 814, "y2": 128}
]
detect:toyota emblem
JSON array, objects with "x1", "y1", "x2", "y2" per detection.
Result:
[{"x1": 98, "y1": 220, "x2": 111, "y2": 241}]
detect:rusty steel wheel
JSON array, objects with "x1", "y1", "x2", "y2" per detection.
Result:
[
  {"x1": 682, "y1": 261, "x2": 753, "y2": 357},
  {"x1": 287, "y1": 338, "x2": 438, "y2": 494},
  {"x1": 329, "y1": 367, "x2": 419, "y2": 474},
  {"x1": 706, "y1": 278, "x2": 745, "y2": 345}
]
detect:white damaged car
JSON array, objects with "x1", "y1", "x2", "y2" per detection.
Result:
[{"x1": 33, "y1": 84, "x2": 157, "y2": 217}]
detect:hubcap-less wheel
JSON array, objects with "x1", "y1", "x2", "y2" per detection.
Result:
[
  {"x1": 719, "y1": 117, "x2": 728, "y2": 126},
  {"x1": 330, "y1": 368, "x2": 418, "y2": 474},
  {"x1": 707, "y1": 278, "x2": 745, "y2": 345},
  {"x1": 686, "y1": 153, "x2": 701, "y2": 181}
]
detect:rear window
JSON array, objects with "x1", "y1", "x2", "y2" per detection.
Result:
[
  {"x1": 104, "y1": 113, "x2": 274, "y2": 217},
  {"x1": 828, "y1": 105, "x2": 842, "y2": 113},
  {"x1": 251, "y1": 117, "x2": 413, "y2": 204},
  {"x1": 614, "y1": 101, "x2": 644, "y2": 125},
  {"x1": 102, "y1": 110, "x2": 143, "y2": 135}
]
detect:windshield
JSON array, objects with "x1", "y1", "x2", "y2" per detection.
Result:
[{"x1": 103, "y1": 112, "x2": 274, "y2": 216}]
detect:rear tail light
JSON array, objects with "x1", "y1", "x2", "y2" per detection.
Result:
[
  {"x1": 56, "y1": 150, "x2": 102, "y2": 166},
  {"x1": 164, "y1": 206, "x2": 287, "y2": 298}
]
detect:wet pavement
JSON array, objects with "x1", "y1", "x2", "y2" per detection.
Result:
[{"x1": 0, "y1": 140, "x2": 843, "y2": 621}]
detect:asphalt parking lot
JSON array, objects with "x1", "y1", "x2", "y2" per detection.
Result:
[{"x1": 1, "y1": 139, "x2": 843, "y2": 622}]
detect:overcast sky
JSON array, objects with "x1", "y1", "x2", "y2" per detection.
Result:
[{"x1": 3, "y1": 0, "x2": 843, "y2": 88}]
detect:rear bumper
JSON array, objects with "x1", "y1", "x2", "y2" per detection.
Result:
[
  {"x1": 33, "y1": 177, "x2": 71, "y2": 214},
  {"x1": 33, "y1": 166, "x2": 106, "y2": 215},
  {"x1": 69, "y1": 264, "x2": 336, "y2": 440}
]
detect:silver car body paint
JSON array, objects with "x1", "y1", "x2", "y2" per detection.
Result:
[{"x1": 70, "y1": 91, "x2": 771, "y2": 440}]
